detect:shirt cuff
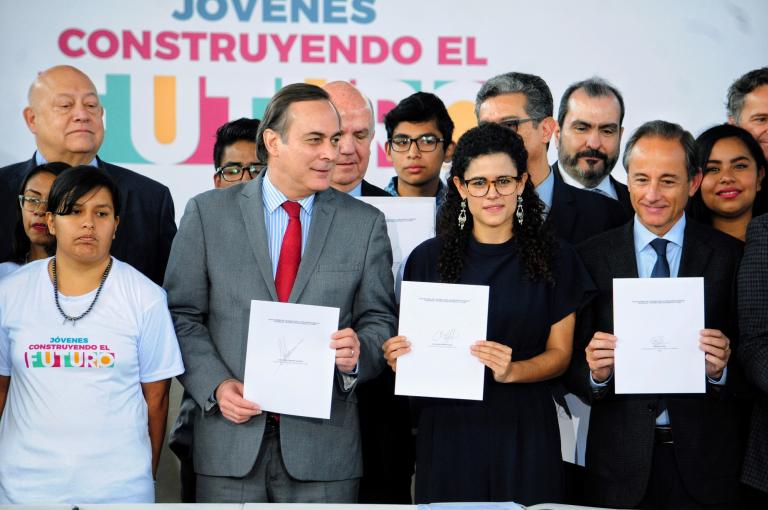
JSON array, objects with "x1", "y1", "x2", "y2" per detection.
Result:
[
  {"x1": 707, "y1": 366, "x2": 727, "y2": 386},
  {"x1": 589, "y1": 371, "x2": 613, "y2": 389}
]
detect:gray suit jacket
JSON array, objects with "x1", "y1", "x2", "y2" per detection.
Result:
[
  {"x1": 738, "y1": 214, "x2": 768, "y2": 492},
  {"x1": 164, "y1": 172, "x2": 397, "y2": 480}
]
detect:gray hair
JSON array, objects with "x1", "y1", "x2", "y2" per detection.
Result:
[
  {"x1": 256, "y1": 83, "x2": 336, "y2": 162},
  {"x1": 475, "y1": 72, "x2": 553, "y2": 125},
  {"x1": 557, "y1": 76, "x2": 625, "y2": 127},
  {"x1": 622, "y1": 120, "x2": 698, "y2": 180},
  {"x1": 726, "y1": 67, "x2": 768, "y2": 122}
]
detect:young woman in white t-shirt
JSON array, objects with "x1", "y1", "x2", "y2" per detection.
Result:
[
  {"x1": 0, "y1": 162, "x2": 69, "y2": 280},
  {"x1": 0, "y1": 166, "x2": 184, "y2": 504}
]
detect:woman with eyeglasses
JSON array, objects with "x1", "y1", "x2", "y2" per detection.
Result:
[
  {"x1": 383, "y1": 123, "x2": 595, "y2": 505},
  {"x1": 0, "y1": 163, "x2": 69, "y2": 279},
  {"x1": 0, "y1": 166, "x2": 184, "y2": 504},
  {"x1": 688, "y1": 124, "x2": 767, "y2": 241}
]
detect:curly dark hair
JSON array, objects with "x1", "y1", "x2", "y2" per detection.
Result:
[{"x1": 436, "y1": 123, "x2": 556, "y2": 284}]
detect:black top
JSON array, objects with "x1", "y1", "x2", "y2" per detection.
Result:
[{"x1": 404, "y1": 235, "x2": 595, "y2": 505}]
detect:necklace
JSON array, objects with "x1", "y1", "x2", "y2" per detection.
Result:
[{"x1": 52, "y1": 256, "x2": 113, "y2": 326}]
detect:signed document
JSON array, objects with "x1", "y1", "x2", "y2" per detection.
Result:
[
  {"x1": 358, "y1": 197, "x2": 435, "y2": 296},
  {"x1": 613, "y1": 277, "x2": 705, "y2": 394},
  {"x1": 395, "y1": 281, "x2": 489, "y2": 400},
  {"x1": 243, "y1": 300, "x2": 339, "y2": 419}
]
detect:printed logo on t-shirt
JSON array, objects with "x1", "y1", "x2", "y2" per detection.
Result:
[{"x1": 24, "y1": 337, "x2": 116, "y2": 368}]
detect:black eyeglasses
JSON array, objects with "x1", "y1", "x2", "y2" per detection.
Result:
[
  {"x1": 497, "y1": 118, "x2": 540, "y2": 132},
  {"x1": 216, "y1": 164, "x2": 265, "y2": 182},
  {"x1": 388, "y1": 135, "x2": 445, "y2": 153},
  {"x1": 18, "y1": 195, "x2": 48, "y2": 212},
  {"x1": 462, "y1": 176, "x2": 523, "y2": 197}
]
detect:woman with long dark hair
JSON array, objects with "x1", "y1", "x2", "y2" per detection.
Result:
[
  {"x1": 688, "y1": 123, "x2": 766, "y2": 240},
  {"x1": 383, "y1": 123, "x2": 595, "y2": 505},
  {"x1": 0, "y1": 163, "x2": 69, "y2": 279},
  {"x1": 0, "y1": 166, "x2": 183, "y2": 504}
]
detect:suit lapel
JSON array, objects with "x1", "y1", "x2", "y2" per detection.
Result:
[
  {"x1": 97, "y1": 158, "x2": 131, "y2": 218},
  {"x1": 679, "y1": 220, "x2": 712, "y2": 278},
  {"x1": 608, "y1": 222, "x2": 639, "y2": 278},
  {"x1": 549, "y1": 164, "x2": 578, "y2": 237},
  {"x1": 289, "y1": 189, "x2": 335, "y2": 302},
  {"x1": 239, "y1": 175, "x2": 278, "y2": 301}
]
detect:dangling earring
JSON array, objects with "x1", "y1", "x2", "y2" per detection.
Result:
[
  {"x1": 516, "y1": 195, "x2": 524, "y2": 225},
  {"x1": 458, "y1": 199, "x2": 467, "y2": 230}
]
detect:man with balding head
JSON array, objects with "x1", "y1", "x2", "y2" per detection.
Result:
[
  {"x1": 0, "y1": 65, "x2": 176, "y2": 285},
  {"x1": 323, "y1": 81, "x2": 388, "y2": 197}
]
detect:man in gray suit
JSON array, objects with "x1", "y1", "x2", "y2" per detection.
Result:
[{"x1": 164, "y1": 83, "x2": 397, "y2": 503}]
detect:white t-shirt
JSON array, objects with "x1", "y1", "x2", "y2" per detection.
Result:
[
  {"x1": 0, "y1": 262, "x2": 20, "y2": 281},
  {"x1": 0, "y1": 258, "x2": 184, "y2": 504}
]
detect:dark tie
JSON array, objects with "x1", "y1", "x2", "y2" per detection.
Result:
[
  {"x1": 650, "y1": 237, "x2": 670, "y2": 421},
  {"x1": 650, "y1": 238, "x2": 670, "y2": 278},
  {"x1": 275, "y1": 201, "x2": 302, "y2": 302}
]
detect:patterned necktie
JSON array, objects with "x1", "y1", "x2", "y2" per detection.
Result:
[
  {"x1": 650, "y1": 238, "x2": 670, "y2": 278},
  {"x1": 275, "y1": 201, "x2": 302, "y2": 302}
]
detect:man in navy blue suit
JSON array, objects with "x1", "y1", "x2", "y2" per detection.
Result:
[{"x1": 0, "y1": 65, "x2": 176, "y2": 285}]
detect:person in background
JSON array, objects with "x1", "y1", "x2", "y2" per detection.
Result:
[
  {"x1": 384, "y1": 92, "x2": 455, "y2": 207},
  {"x1": 212, "y1": 118, "x2": 262, "y2": 189},
  {"x1": 688, "y1": 124, "x2": 766, "y2": 241},
  {"x1": 0, "y1": 65, "x2": 176, "y2": 285},
  {"x1": 323, "y1": 81, "x2": 389, "y2": 197},
  {"x1": 727, "y1": 67, "x2": 768, "y2": 160},
  {"x1": 0, "y1": 162, "x2": 69, "y2": 279},
  {"x1": 0, "y1": 166, "x2": 184, "y2": 504}
]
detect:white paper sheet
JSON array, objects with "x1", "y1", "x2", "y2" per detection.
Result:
[
  {"x1": 243, "y1": 300, "x2": 339, "y2": 419},
  {"x1": 395, "y1": 281, "x2": 488, "y2": 400},
  {"x1": 613, "y1": 277, "x2": 705, "y2": 394},
  {"x1": 358, "y1": 197, "x2": 435, "y2": 297}
]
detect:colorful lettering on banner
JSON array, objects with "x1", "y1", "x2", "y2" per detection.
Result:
[{"x1": 56, "y1": 1, "x2": 488, "y2": 165}]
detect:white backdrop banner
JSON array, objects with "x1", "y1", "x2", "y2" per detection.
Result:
[{"x1": 1, "y1": 0, "x2": 766, "y2": 220}]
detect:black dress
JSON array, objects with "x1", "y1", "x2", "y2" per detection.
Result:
[{"x1": 404, "y1": 235, "x2": 595, "y2": 505}]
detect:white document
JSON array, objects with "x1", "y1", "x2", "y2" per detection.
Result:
[
  {"x1": 358, "y1": 197, "x2": 435, "y2": 297},
  {"x1": 243, "y1": 300, "x2": 339, "y2": 419},
  {"x1": 613, "y1": 277, "x2": 705, "y2": 394},
  {"x1": 395, "y1": 281, "x2": 488, "y2": 400}
]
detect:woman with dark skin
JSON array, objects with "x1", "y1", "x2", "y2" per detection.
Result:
[
  {"x1": 688, "y1": 124, "x2": 766, "y2": 241},
  {"x1": 383, "y1": 123, "x2": 594, "y2": 505},
  {"x1": 0, "y1": 162, "x2": 69, "y2": 278}
]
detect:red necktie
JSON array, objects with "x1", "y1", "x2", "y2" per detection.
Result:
[{"x1": 275, "y1": 201, "x2": 302, "y2": 302}]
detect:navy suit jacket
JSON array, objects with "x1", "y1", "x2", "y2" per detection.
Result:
[
  {"x1": 548, "y1": 163, "x2": 629, "y2": 244},
  {"x1": 0, "y1": 156, "x2": 176, "y2": 285},
  {"x1": 568, "y1": 219, "x2": 745, "y2": 508}
]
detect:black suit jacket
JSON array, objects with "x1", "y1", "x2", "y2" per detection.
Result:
[
  {"x1": 568, "y1": 219, "x2": 744, "y2": 508},
  {"x1": 360, "y1": 179, "x2": 390, "y2": 197},
  {"x1": 549, "y1": 163, "x2": 629, "y2": 244},
  {"x1": 609, "y1": 175, "x2": 633, "y2": 218},
  {"x1": 0, "y1": 177, "x2": 16, "y2": 261},
  {"x1": 0, "y1": 156, "x2": 176, "y2": 285},
  {"x1": 738, "y1": 214, "x2": 768, "y2": 493}
]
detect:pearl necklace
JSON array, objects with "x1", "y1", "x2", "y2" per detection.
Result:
[{"x1": 52, "y1": 256, "x2": 113, "y2": 326}]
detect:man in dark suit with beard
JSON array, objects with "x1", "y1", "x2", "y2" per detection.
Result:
[
  {"x1": 569, "y1": 120, "x2": 744, "y2": 509},
  {"x1": 555, "y1": 77, "x2": 633, "y2": 217},
  {"x1": 0, "y1": 65, "x2": 175, "y2": 285}
]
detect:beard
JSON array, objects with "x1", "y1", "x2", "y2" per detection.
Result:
[{"x1": 559, "y1": 147, "x2": 618, "y2": 188}]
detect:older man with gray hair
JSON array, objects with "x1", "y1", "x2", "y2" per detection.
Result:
[
  {"x1": 323, "y1": 81, "x2": 388, "y2": 197},
  {"x1": 727, "y1": 67, "x2": 768, "y2": 160}
]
